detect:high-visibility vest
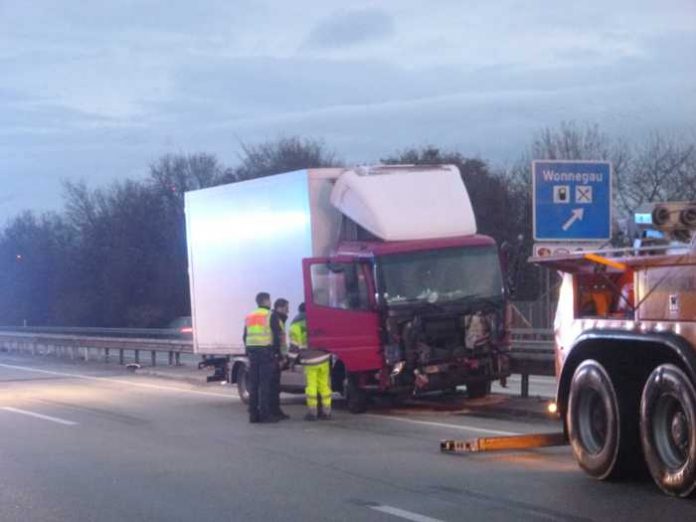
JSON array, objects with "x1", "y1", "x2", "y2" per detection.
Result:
[
  {"x1": 245, "y1": 307, "x2": 272, "y2": 347},
  {"x1": 289, "y1": 317, "x2": 307, "y2": 349}
]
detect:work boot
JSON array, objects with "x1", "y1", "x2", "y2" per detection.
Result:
[
  {"x1": 259, "y1": 416, "x2": 280, "y2": 424},
  {"x1": 304, "y1": 407, "x2": 318, "y2": 421},
  {"x1": 274, "y1": 410, "x2": 290, "y2": 420},
  {"x1": 318, "y1": 408, "x2": 332, "y2": 420}
]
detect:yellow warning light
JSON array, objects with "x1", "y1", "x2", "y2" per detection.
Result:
[{"x1": 547, "y1": 402, "x2": 558, "y2": 415}]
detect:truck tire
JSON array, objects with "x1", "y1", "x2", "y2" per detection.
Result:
[
  {"x1": 236, "y1": 364, "x2": 250, "y2": 405},
  {"x1": 466, "y1": 381, "x2": 491, "y2": 399},
  {"x1": 345, "y1": 374, "x2": 368, "y2": 414},
  {"x1": 568, "y1": 360, "x2": 623, "y2": 480},
  {"x1": 640, "y1": 364, "x2": 696, "y2": 497}
]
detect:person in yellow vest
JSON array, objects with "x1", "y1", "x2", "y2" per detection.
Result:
[
  {"x1": 270, "y1": 298, "x2": 290, "y2": 420},
  {"x1": 243, "y1": 292, "x2": 277, "y2": 423},
  {"x1": 289, "y1": 303, "x2": 332, "y2": 421}
]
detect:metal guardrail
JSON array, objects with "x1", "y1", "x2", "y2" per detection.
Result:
[
  {"x1": 0, "y1": 326, "x2": 187, "y2": 339},
  {"x1": 0, "y1": 326, "x2": 556, "y2": 397},
  {"x1": 0, "y1": 330, "x2": 193, "y2": 367},
  {"x1": 509, "y1": 328, "x2": 555, "y2": 397}
]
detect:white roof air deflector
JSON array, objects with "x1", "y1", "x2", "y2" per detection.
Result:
[{"x1": 330, "y1": 165, "x2": 477, "y2": 241}]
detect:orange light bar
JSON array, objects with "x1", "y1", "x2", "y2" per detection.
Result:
[{"x1": 583, "y1": 253, "x2": 628, "y2": 271}]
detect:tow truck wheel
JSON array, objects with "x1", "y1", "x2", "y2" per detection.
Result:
[
  {"x1": 237, "y1": 364, "x2": 250, "y2": 405},
  {"x1": 640, "y1": 364, "x2": 696, "y2": 497},
  {"x1": 568, "y1": 360, "x2": 622, "y2": 480}
]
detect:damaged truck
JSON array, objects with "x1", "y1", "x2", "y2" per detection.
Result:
[{"x1": 184, "y1": 165, "x2": 511, "y2": 412}]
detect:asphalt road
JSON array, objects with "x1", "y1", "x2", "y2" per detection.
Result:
[{"x1": 1, "y1": 353, "x2": 694, "y2": 522}]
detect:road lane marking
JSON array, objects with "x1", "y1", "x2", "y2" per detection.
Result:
[
  {"x1": 1, "y1": 406, "x2": 77, "y2": 426},
  {"x1": 0, "y1": 363, "x2": 239, "y2": 401},
  {"x1": 369, "y1": 505, "x2": 445, "y2": 522},
  {"x1": 365, "y1": 414, "x2": 520, "y2": 436}
]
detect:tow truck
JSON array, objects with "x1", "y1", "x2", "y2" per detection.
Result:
[{"x1": 442, "y1": 201, "x2": 696, "y2": 498}]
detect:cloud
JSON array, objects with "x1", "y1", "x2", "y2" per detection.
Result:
[
  {"x1": 1, "y1": 1, "x2": 695, "y2": 223},
  {"x1": 304, "y1": 8, "x2": 394, "y2": 49}
]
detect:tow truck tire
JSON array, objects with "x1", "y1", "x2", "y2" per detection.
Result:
[
  {"x1": 466, "y1": 381, "x2": 491, "y2": 399},
  {"x1": 568, "y1": 360, "x2": 624, "y2": 480},
  {"x1": 640, "y1": 364, "x2": 696, "y2": 498},
  {"x1": 346, "y1": 374, "x2": 368, "y2": 414},
  {"x1": 237, "y1": 364, "x2": 250, "y2": 405}
]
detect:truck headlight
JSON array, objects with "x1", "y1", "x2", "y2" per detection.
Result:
[{"x1": 391, "y1": 361, "x2": 406, "y2": 377}]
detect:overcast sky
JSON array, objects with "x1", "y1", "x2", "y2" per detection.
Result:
[{"x1": 1, "y1": 0, "x2": 695, "y2": 222}]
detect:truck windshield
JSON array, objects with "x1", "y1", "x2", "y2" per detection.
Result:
[{"x1": 379, "y1": 246, "x2": 503, "y2": 306}]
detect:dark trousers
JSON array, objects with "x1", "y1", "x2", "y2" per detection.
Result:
[
  {"x1": 270, "y1": 357, "x2": 282, "y2": 414},
  {"x1": 247, "y1": 347, "x2": 274, "y2": 421}
]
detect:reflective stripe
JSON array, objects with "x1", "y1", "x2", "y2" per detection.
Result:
[
  {"x1": 245, "y1": 308, "x2": 272, "y2": 347},
  {"x1": 300, "y1": 349, "x2": 331, "y2": 365}
]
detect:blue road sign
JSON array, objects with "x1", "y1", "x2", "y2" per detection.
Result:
[{"x1": 533, "y1": 160, "x2": 612, "y2": 241}]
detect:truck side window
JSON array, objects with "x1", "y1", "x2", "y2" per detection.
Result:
[{"x1": 310, "y1": 263, "x2": 370, "y2": 310}]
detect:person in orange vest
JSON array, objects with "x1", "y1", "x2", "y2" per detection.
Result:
[
  {"x1": 243, "y1": 292, "x2": 277, "y2": 423},
  {"x1": 270, "y1": 298, "x2": 290, "y2": 420}
]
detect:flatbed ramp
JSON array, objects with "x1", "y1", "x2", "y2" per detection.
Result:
[{"x1": 441, "y1": 432, "x2": 567, "y2": 453}]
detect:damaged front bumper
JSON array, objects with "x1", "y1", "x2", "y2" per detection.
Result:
[{"x1": 409, "y1": 352, "x2": 510, "y2": 392}]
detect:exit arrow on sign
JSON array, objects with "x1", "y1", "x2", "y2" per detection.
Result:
[{"x1": 562, "y1": 208, "x2": 585, "y2": 231}]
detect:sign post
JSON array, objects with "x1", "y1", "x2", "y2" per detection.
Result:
[{"x1": 533, "y1": 160, "x2": 612, "y2": 242}]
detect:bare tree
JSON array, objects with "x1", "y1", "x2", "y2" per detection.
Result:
[
  {"x1": 149, "y1": 153, "x2": 224, "y2": 195},
  {"x1": 231, "y1": 136, "x2": 340, "y2": 181},
  {"x1": 512, "y1": 121, "x2": 631, "y2": 192},
  {"x1": 616, "y1": 132, "x2": 696, "y2": 213}
]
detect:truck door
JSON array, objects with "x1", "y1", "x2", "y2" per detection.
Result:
[{"x1": 302, "y1": 258, "x2": 382, "y2": 372}]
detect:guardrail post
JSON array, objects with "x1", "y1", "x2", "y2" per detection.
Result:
[
  {"x1": 83, "y1": 347, "x2": 89, "y2": 361},
  {"x1": 175, "y1": 352, "x2": 181, "y2": 366},
  {"x1": 135, "y1": 349, "x2": 140, "y2": 364},
  {"x1": 104, "y1": 348, "x2": 110, "y2": 363},
  {"x1": 119, "y1": 349, "x2": 124, "y2": 365},
  {"x1": 168, "y1": 351, "x2": 174, "y2": 365},
  {"x1": 521, "y1": 373, "x2": 530, "y2": 398},
  {"x1": 70, "y1": 347, "x2": 76, "y2": 360},
  {"x1": 151, "y1": 351, "x2": 156, "y2": 366}
]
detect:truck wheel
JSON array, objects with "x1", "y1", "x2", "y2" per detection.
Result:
[
  {"x1": 467, "y1": 381, "x2": 491, "y2": 399},
  {"x1": 568, "y1": 360, "x2": 623, "y2": 480},
  {"x1": 345, "y1": 374, "x2": 368, "y2": 414},
  {"x1": 236, "y1": 364, "x2": 250, "y2": 405},
  {"x1": 640, "y1": 364, "x2": 696, "y2": 497}
]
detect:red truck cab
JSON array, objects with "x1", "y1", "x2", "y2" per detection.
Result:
[{"x1": 304, "y1": 234, "x2": 511, "y2": 411}]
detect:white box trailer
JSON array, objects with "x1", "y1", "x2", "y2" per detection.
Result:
[
  {"x1": 184, "y1": 165, "x2": 476, "y2": 356},
  {"x1": 185, "y1": 168, "x2": 341, "y2": 355}
]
